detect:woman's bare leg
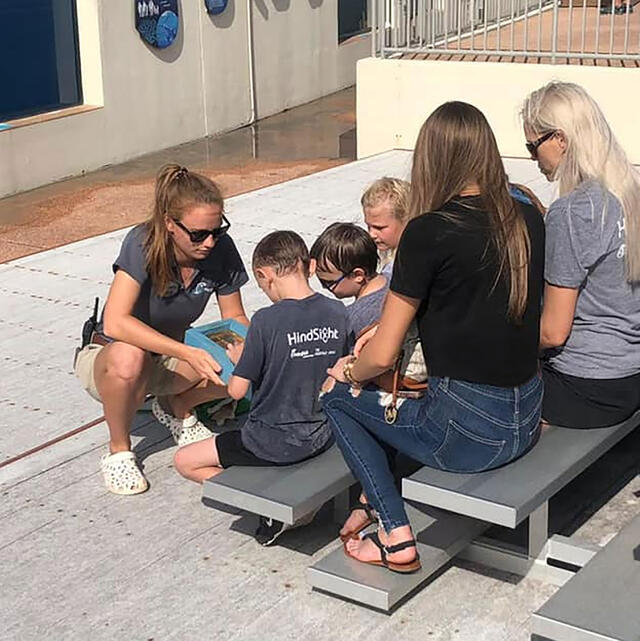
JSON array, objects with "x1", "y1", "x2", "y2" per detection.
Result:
[
  {"x1": 156, "y1": 359, "x2": 229, "y2": 419},
  {"x1": 94, "y1": 343, "x2": 152, "y2": 453},
  {"x1": 169, "y1": 379, "x2": 229, "y2": 418}
]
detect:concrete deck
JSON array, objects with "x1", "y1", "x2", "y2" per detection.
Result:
[{"x1": 2, "y1": 152, "x2": 638, "y2": 640}]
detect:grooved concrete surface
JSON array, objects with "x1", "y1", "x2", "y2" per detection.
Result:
[{"x1": 5, "y1": 152, "x2": 634, "y2": 641}]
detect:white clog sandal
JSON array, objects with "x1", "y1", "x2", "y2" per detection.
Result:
[
  {"x1": 151, "y1": 398, "x2": 214, "y2": 446},
  {"x1": 101, "y1": 451, "x2": 149, "y2": 495}
]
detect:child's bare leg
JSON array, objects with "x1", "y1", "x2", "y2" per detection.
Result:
[{"x1": 173, "y1": 436, "x2": 224, "y2": 483}]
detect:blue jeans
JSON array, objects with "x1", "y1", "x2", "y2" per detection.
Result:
[{"x1": 322, "y1": 375, "x2": 543, "y2": 532}]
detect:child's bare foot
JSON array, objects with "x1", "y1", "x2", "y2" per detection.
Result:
[{"x1": 345, "y1": 525, "x2": 417, "y2": 565}]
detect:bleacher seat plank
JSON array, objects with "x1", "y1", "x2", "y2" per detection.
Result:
[
  {"x1": 202, "y1": 444, "x2": 353, "y2": 524},
  {"x1": 402, "y1": 411, "x2": 640, "y2": 528},
  {"x1": 531, "y1": 513, "x2": 640, "y2": 641},
  {"x1": 307, "y1": 502, "x2": 487, "y2": 611}
]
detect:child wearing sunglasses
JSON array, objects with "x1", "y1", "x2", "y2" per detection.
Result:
[
  {"x1": 174, "y1": 231, "x2": 350, "y2": 545},
  {"x1": 310, "y1": 223, "x2": 389, "y2": 339},
  {"x1": 74, "y1": 164, "x2": 250, "y2": 496}
]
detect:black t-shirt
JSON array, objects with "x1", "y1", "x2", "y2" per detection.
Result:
[{"x1": 391, "y1": 197, "x2": 545, "y2": 387}]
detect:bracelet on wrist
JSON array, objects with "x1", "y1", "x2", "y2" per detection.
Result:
[{"x1": 343, "y1": 357, "x2": 362, "y2": 388}]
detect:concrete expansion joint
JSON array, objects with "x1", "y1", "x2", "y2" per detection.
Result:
[
  {"x1": 13, "y1": 264, "x2": 111, "y2": 285},
  {"x1": 0, "y1": 288, "x2": 83, "y2": 307},
  {"x1": 0, "y1": 318, "x2": 77, "y2": 341}
]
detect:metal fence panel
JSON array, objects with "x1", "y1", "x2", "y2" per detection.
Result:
[{"x1": 370, "y1": 0, "x2": 640, "y2": 63}]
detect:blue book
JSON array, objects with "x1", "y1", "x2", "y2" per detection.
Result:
[{"x1": 185, "y1": 319, "x2": 248, "y2": 387}]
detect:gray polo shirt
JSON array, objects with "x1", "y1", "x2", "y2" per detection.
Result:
[
  {"x1": 99, "y1": 224, "x2": 248, "y2": 341},
  {"x1": 544, "y1": 180, "x2": 640, "y2": 379}
]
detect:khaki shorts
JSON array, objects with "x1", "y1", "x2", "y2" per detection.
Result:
[{"x1": 74, "y1": 343, "x2": 180, "y2": 402}]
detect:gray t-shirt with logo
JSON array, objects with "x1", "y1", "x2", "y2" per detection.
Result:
[
  {"x1": 99, "y1": 224, "x2": 248, "y2": 342},
  {"x1": 233, "y1": 293, "x2": 350, "y2": 463},
  {"x1": 544, "y1": 180, "x2": 640, "y2": 378}
]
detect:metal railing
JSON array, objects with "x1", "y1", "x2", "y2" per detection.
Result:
[{"x1": 370, "y1": 0, "x2": 640, "y2": 63}]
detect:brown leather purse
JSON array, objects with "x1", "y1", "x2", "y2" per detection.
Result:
[
  {"x1": 359, "y1": 318, "x2": 429, "y2": 424},
  {"x1": 372, "y1": 351, "x2": 428, "y2": 424}
]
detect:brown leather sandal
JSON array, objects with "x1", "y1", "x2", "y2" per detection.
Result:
[
  {"x1": 344, "y1": 531, "x2": 422, "y2": 574},
  {"x1": 339, "y1": 502, "x2": 377, "y2": 542}
]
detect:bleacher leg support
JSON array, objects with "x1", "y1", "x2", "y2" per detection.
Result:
[
  {"x1": 528, "y1": 502, "x2": 549, "y2": 559},
  {"x1": 460, "y1": 500, "x2": 603, "y2": 587}
]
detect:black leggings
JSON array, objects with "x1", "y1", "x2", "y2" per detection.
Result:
[{"x1": 541, "y1": 362, "x2": 640, "y2": 428}]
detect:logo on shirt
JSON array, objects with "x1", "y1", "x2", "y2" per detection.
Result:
[
  {"x1": 286, "y1": 326, "x2": 339, "y2": 346},
  {"x1": 193, "y1": 280, "x2": 215, "y2": 296},
  {"x1": 291, "y1": 346, "x2": 338, "y2": 360},
  {"x1": 617, "y1": 219, "x2": 626, "y2": 259}
]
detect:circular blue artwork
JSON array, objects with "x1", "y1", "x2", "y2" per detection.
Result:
[
  {"x1": 156, "y1": 10, "x2": 178, "y2": 48},
  {"x1": 205, "y1": 0, "x2": 228, "y2": 15},
  {"x1": 136, "y1": 1, "x2": 179, "y2": 49}
]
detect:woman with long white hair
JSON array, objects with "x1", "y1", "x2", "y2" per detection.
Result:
[{"x1": 522, "y1": 81, "x2": 640, "y2": 428}]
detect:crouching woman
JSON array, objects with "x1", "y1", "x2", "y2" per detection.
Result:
[{"x1": 74, "y1": 164, "x2": 249, "y2": 495}]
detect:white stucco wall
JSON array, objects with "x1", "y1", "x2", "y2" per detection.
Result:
[
  {"x1": 356, "y1": 57, "x2": 640, "y2": 164},
  {"x1": 0, "y1": 0, "x2": 370, "y2": 198},
  {"x1": 251, "y1": 0, "x2": 370, "y2": 117}
]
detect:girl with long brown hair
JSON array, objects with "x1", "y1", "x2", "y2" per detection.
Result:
[
  {"x1": 74, "y1": 164, "x2": 249, "y2": 495},
  {"x1": 321, "y1": 102, "x2": 545, "y2": 573}
]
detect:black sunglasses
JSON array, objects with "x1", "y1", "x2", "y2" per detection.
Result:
[
  {"x1": 318, "y1": 272, "x2": 349, "y2": 292},
  {"x1": 173, "y1": 214, "x2": 230, "y2": 244},
  {"x1": 526, "y1": 130, "x2": 556, "y2": 159}
]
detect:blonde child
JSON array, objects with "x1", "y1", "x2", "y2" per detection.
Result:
[{"x1": 361, "y1": 177, "x2": 411, "y2": 275}]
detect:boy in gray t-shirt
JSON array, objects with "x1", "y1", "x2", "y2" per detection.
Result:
[{"x1": 173, "y1": 231, "x2": 350, "y2": 512}]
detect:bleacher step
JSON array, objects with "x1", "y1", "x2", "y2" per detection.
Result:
[
  {"x1": 402, "y1": 411, "x2": 640, "y2": 528},
  {"x1": 532, "y1": 513, "x2": 640, "y2": 641},
  {"x1": 202, "y1": 444, "x2": 353, "y2": 524},
  {"x1": 307, "y1": 502, "x2": 487, "y2": 611}
]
